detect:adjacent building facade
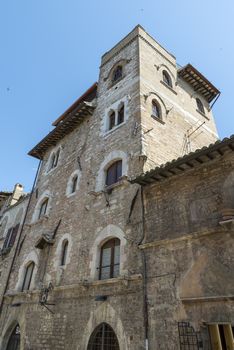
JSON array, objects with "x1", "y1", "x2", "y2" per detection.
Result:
[{"x1": 0, "y1": 25, "x2": 233, "y2": 350}]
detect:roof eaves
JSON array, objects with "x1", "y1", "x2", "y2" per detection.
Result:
[
  {"x1": 131, "y1": 135, "x2": 234, "y2": 186},
  {"x1": 28, "y1": 101, "x2": 95, "y2": 159}
]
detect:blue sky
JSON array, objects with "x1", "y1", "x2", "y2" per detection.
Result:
[{"x1": 1, "y1": 0, "x2": 234, "y2": 192}]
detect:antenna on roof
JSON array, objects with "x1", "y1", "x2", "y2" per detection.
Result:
[{"x1": 182, "y1": 121, "x2": 205, "y2": 155}]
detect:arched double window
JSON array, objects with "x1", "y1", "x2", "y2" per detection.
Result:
[
  {"x1": 99, "y1": 238, "x2": 120, "y2": 280},
  {"x1": 38, "y1": 198, "x2": 49, "y2": 219},
  {"x1": 60, "y1": 240, "x2": 68, "y2": 266},
  {"x1": 106, "y1": 160, "x2": 122, "y2": 187},
  {"x1": 162, "y1": 70, "x2": 173, "y2": 88},
  {"x1": 108, "y1": 104, "x2": 125, "y2": 131},
  {"x1": 88, "y1": 323, "x2": 119, "y2": 350},
  {"x1": 112, "y1": 65, "x2": 123, "y2": 83},
  {"x1": 6, "y1": 324, "x2": 20, "y2": 350},
  {"x1": 196, "y1": 98, "x2": 205, "y2": 115},
  {"x1": 152, "y1": 100, "x2": 162, "y2": 120},
  {"x1": 21, "y1": 262, "x2": 35, "y2": 291}
]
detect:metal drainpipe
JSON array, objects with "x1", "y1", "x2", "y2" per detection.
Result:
[
  {"x1": 0, "y1": 159, "x2": 42, "y2": 314},
  {"x1": 139, "y1": 185, "x2": 149, "y2": 350}
]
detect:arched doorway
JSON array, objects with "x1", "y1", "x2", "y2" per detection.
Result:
[
  {"x1": 88, "y1": 323, "x2": 119, "y2": 350},
  {"x1": 6, "y1": 325, "x2": 20, "y2": 350}
]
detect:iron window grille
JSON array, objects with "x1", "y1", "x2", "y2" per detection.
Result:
[{"x1": 88, "y1": 323, "x2": 120, "y2": 350}]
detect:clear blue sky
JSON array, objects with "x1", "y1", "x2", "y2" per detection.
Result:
[{"x1": 1, "y1": 0, "x2": 234, "y2": 192}]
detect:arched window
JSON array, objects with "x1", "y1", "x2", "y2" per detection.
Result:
[
  {"x1": 71, "y1": 175, "x2": 78, "y2": 194},
  {"x1": 22, "y1": 262, "x2": 35, "y2": 291},
  {"x1": 162, "y1": 70, "x2": 172, "y2": 88},
  {"x1": 106, "y1": 160, "x2": 122, "y2": 187},
  {"x1": 112, "y1": 65, "x2": 122, "y2": 83},
  {"x1": 152, "y1": 100, "x2": 161, "y2": 120},
  {"x1": 38, "y1": 198, "x2": 49, "y2": 219},
  {"x1": 88, "y1": 323, "x2": 119, "y2": 350},
  {"x1": 117, "y1": 105, "x2": 124, "y2": 125},
  {"x1": 6, "y1": 324, "x2": 20, "y2": 350},
  {"x1": 109, "y1": 110, "x2": 115, "y2": 130},
  {"x1": 60, "y1": 240, "x2": 68, "y2": 266},
  {"x1": 48, "y1": 149, "x2": 60, "y2": 171},
  {"x1": 196, "y1": 98, "x2": 205, "y2": 114},
  {"x1": 99, "y1": 238, "x2": 120, "y2": 280}
]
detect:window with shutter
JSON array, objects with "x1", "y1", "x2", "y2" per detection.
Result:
[
  {"x1": 106, "y1": 160, "x2": 122, "y2": 187},
  {"x1": 99, "y1": 238, "x2": 120, "y2": 280},
  {"x1": 8, "y1": 224, "x2": 20, "y2": 248},
  {"x1": 22, "y1": 262, "x2": 35, "y2": 291}
]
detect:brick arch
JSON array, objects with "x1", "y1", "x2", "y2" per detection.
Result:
[{"x1": 78, "y1": 303, "x2": 128, "y2": 350}]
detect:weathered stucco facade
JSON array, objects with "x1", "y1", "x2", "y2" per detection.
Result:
[{"x1": 0, "y1": 25, "x2": 233, "y2": 350}]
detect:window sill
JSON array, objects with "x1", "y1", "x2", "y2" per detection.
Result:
[
  {"x1": 29, "y1": 215, "x2": 49, "y2": 227},
  {"x1": 151, "y1": 115, "x2": 165, "y2": 124},
  {"x1": 104, "y1": 121, "x2": 126, "y2": 137},
  {"x1": 104, "y1": 176, "x2": 128, "y2": 193},
  {"x1": 196, "y1": 109, "x2": 209, "y2": 120},
  {"x1": 66, "y1": 191, "x2": 76, "y2": 199},
  {"x1": 108, "y1": 75, "x2": 125, "y2": 89},
  {"x1": 89, "y1": 177, "x2": 128, "y2": 197},
  {"x1": 160, "y1": 80, "x2": 177, "y2": 95},
  {"x1": 46, "y1": 165, "x2": 59, "y2": 175}
]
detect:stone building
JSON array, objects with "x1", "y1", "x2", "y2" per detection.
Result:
[{"x1": 0, "y1": 25, "x2": 233, "y2": 350}]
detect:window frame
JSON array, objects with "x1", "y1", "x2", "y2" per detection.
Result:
[
  {"x1": 38, "y1": 198, "x2": 49, "y2": 219},
  {"x1": 196, "y1": 98, "x2": 205, "y2": 115},
  {"x1": 162, "y1": 70, "x2": 173, "y2": 88},
  {"x1": 71, "y1": 175, "x2": 78, "y2": 194},
  {"x1": 48, "y1": 148, "x2": 60, "y2": 172},
  {"x1": 112, "y1": 65, "x2": 123, "y2": 83},
  {"x1": 99, "y1": 238, "x2": 120, "y2": 280},
  {"x1": 105, "y1": 160, "x2": 122, "y2": 187},
  {"x1": 151, "y1": 100, "x2": 162, "y2": 121},
  {"x1": 60, "y1": 240, "x2": 68, "y2": 266},
  {"x1": 88, "y1": 323, "x2": 120, "y2": 350},
  {"x1": 21, "y1": 262, "x2": 35, "y2": 292}
]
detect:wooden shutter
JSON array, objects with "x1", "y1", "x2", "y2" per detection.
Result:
[
  {"x1": 8, "y1": 223, "x2": 20, "y2": 248},
  {"x1": 3, "y1": 228, "x2": 13, "y2": 249}
]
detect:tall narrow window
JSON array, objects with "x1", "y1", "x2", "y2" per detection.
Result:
[
  {"x1": 196, "y1": 98, "x2": 205, "y2": 114},
  {"x1": 3, "y1": 224, "x2": 20, "y2": 249},
  {"x1": 53, "y1": 149, "x2": 60, "y2": 167},
  {"x1": 22, "y1": 262, "x2": 35, "y2": 291},
  {"x1": 61, "y1": 240, "x2": 68, "y2": 266},
  {"x1": 88, "y1": 323, "x2": 120, "y2": 350},
  {"x1": 117, "y1": 105, "x2": 124, "y2": 125},
  {"x1": 112, "y1": 65, "x2": 122, "y2": 82},
  {"x1": 162, "y1": 70, "x2": 172, "y2": 88},
  {"x1": 99, "y1": 238, "x2": 120, "y2": 280},
  {"x1": 152, "y1": 100, "x2": 161, "y2": 119},
  {"x1": 106, "y1": 160, "x2": 122, "y2": 187},
  {"x1": 109, "y1": 111, "x2": 116, "y2": 130},
  {"x1": 38, "y1": 198, "x2": 48, "y2": 219},
  {"x1": 71, "y1": 175, "x2": 78, "y2": 193}
]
